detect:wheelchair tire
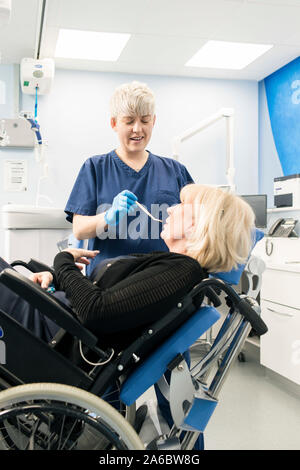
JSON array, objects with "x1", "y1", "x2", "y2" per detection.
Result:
[
  {"x1": 101, "y1": 378, "x2": 136, "y2": 426},
  {"x1": 0, "y1": 383, "x2": 144, "y2": 450}
]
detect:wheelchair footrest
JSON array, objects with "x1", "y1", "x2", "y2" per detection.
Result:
[
  {"x1": 168, "y1": 356, "x2": 218, "y2": 434},
  {"x1": 182, "y1": 391, "x2": 218, "y2": 433}
]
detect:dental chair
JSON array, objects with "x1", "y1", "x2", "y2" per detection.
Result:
[{"x1": 0, "y1": 234, "x2": 267, "y2": 450}]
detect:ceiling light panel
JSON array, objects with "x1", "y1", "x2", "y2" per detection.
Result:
[
  {"x1": 55, "y1": 28, "x2": 131, "y2": 61},
  {"x1": 185, "y1": 40, "x2": 273, "y2": 69}
]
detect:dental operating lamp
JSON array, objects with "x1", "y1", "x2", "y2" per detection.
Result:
[{"x1": 172, "y1": 108, "x2": 235, "y2": 193}]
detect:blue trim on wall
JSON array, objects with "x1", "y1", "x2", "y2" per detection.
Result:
[{"x1": 264, "y1": 56, "x2": 300, "y2": 176}]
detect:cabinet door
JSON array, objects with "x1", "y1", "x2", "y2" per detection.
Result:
[
  {"x1": 261, "y1": 299, "x2": 300, "y2": 385},
  {"x1": 261, "y1": 269, "x2": 300, "y2": 310}
]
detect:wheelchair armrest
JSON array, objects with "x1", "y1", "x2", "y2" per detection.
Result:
[
  {"x1": 11, "y1": 258, "x2": 54, "y2": 274},
  {"x1": 0, "y1": 268, "x2": 98, "y2": 348}
]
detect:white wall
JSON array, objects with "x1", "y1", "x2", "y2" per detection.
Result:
[{"x1": 0, "y1": 66, "x2": 259, "y2": 211}]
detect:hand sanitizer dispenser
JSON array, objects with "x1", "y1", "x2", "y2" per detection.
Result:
[{"x1": 20, "y1": 58, "x2": 55, "y2": 95}]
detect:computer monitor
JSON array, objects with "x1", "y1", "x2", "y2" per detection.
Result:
[{"x1": 240, "y1": 194, "x2": 267, "y2": 228}]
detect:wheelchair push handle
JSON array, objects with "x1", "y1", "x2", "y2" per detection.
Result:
[
  {"x1": 192, "y1": 278, "x2": 268, "y2": 336},
  {"x1": 236, "y1": 297, "x2": 268, "y2": 336}
]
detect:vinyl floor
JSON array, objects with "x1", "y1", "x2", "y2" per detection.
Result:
[{"x1": 138, "y1": 343, "x2": 300, "y2": 450}]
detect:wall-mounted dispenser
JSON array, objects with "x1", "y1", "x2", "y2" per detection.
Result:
[{"x1": 20, "y1": 58, "x2": 55, "y2": 95}]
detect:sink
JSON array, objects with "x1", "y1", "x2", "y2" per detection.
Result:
[{"x1": 1, "y1": 204, "x2": 70, "y2": 229}]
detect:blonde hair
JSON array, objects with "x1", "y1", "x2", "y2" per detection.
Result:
[
  {"x1": 180, "y1": 184, "x2": 255, "y2": 273},
  {"x1": 110, "y1": 81, "x2": 155, "y2": 118}
]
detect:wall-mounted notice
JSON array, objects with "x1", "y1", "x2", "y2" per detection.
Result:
[{"x1": 4, "y1": 160, "x2": 28, "y2": 191}]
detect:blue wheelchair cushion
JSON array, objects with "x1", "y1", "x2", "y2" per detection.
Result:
[
  {"x1": 210, "y1": 228, "x2": 264, "y2": 285},
  {"x1": 120, "y1": 306, "x2": 221, "y2": 406}
]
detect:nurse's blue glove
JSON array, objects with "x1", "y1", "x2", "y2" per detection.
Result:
[{"x1": 104, "y1": 190, "x2": 138, "y2": 226}]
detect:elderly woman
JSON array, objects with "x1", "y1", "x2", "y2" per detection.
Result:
[
  {"x1": 65, "y1": 81, "x2": 194, "y2": 275},
  {"x1": 14, "y1": 183, "x2": 256, "y2": 350},
  {"x1": 0, "y1": 184, "x2": 255, "y2": 450}
]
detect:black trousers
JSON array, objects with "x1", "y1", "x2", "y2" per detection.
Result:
[{"x1": 0, "y1": 257, "x2": 68, "y2": 343}]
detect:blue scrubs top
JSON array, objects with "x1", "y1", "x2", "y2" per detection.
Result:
[{"x1": 65, "y1": 150, "x2": 194, "y2": 275}]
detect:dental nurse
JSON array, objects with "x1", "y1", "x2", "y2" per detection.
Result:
[{"x1": 64, "y1": 81, "x2": 194, "y2": 275}]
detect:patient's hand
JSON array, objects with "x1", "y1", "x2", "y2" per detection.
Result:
[
  {"x1": 64, "y1": 248, "x2": 100, "y2": 265},
  {"x1": 30, "y1": 271, "x2": 53, "y2": 289}
]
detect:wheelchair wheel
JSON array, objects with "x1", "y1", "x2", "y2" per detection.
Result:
[
  {"x1": 101, "y1": 379, "x2": 136, "y2": 426},
  {"x1": 0, "y1": 383, "x2": 144, "y2": 450}
]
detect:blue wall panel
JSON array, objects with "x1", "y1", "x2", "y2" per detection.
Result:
[{"x1": 264, "y1": 56, "x2": 300, "y2": 176}]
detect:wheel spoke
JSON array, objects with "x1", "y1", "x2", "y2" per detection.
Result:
[{"x1": 0, "y1": 383, "x2": 143, "y2": 450}]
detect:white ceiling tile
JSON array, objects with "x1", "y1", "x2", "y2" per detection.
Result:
[
  {"x1": 0, "y1": 0, "x2": 39, "y2": 63},
  {"x1": 49, "y1": 0, "x2": 242, "y2": 37},
  {"x1": 243, "y1": 45, "x2": 300, "y2": 81},
  {"x1": 247, "y1": 0, "x2": 300, "y2": 6},
  {"x1": 2, "y1": 0, "x2": 300, "y2": 80},
  {"x1": 119, "y1": 34, "x2": 207, "y2": 66},
  {"x1": 283, "y1": 31, "x2": 300, "y2": 46},
  {"x1": 213, "y1": 2, "x2": 300, "y2": 44}
]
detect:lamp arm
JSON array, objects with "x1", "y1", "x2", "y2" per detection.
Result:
[{"x1": 172, "y1": 108, "x2": 235, "y2": 192}]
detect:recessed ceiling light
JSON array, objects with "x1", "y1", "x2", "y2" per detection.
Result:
[
  {"x1": 185, "y1": 40, "x2": 273, "y2": 70},
  {"x1": 55, "y1": 28, "x2": 131, "y2": 61}
]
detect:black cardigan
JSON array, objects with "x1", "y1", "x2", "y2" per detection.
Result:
[{"x1": 53, "y1": 251, "x2": 207, "y2": 349}]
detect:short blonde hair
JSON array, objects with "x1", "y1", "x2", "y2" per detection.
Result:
[
  {"x1": 180, "y1": 184, "x2": 255, "y2": 273},
  {"x1": 110, "y1": 81, "x2": 155, "y2": 118}
]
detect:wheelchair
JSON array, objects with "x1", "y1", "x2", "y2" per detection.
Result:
[{"x1": 0, "y1": 255, "x2": 268, "y2": 451}]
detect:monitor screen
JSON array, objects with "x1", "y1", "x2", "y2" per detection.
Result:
[{"x1": 240, "y1": 194, "x2": 267, "y2": 228}]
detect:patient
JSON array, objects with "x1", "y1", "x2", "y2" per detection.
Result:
[{"x1": 0, "y1": 184, "x2": 255, "y2": 351}]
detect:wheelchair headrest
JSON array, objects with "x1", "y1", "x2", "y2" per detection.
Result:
[{"x1": 210, "y1": 228, "x2": 264, "y2": 285}]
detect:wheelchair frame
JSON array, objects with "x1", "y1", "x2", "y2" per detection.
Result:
[{"x1": 0, "y1": 259, "x2": 267, "y2": 450}]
